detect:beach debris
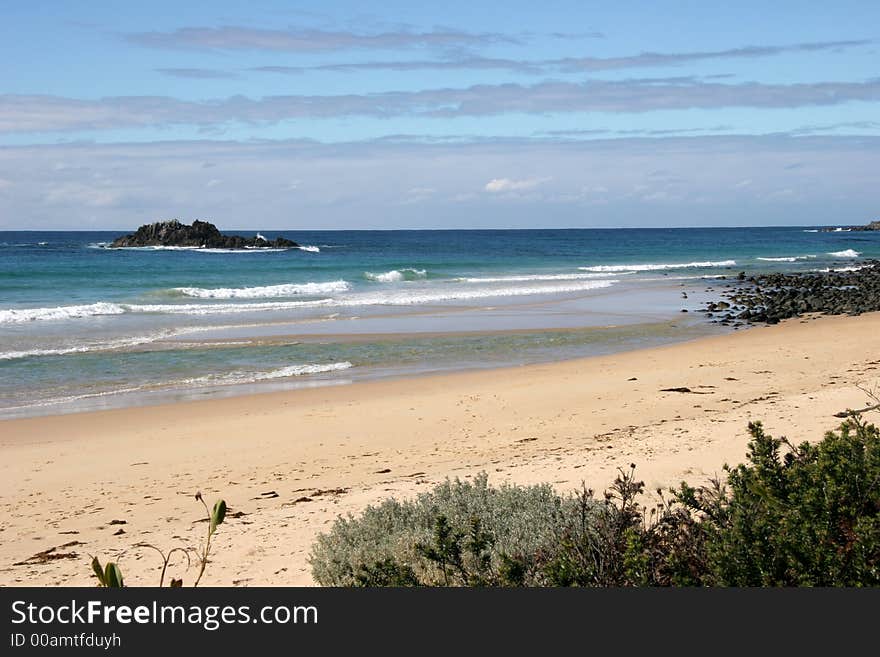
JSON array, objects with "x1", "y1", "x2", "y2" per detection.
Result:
[
  {"x1": 310, "y1": 488, "x2": 349, "y2": 497},
  {"x1": 15, "y1": 541, "x2": 81, "y2": 566},
  {"x1": 113, "y1": 528, "x2": 125, "y2": 536},
  {"x1": 374, "y1": 468, "x2": 392, "y2": 474},
  {"x1": 108, "y1": 519, "x2": 127, "y2": 525},
  {"x1": 660, "y1": 387, "x2": 712, "y2": 394},
  {"x1": 256, "y1": 490, "x2": 279, "y2": 499}
]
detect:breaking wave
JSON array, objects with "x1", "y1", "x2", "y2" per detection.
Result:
[
  {"x1": 579, "y1": 260, "x2": 736, "y2": 273},
  {"x1": 756, "y1": 255, "x2": 816, "y2": 262},
  {"x1": 364, "y1": 268, "x2": 428, "y2": 282},
  {"x1": 171, "y1": 280, "x2": 350, "y2": 299}
]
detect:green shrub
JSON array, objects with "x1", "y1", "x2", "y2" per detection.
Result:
[
  {"x1": 311, "y1": 416, "x2": 880, "y2": 587},
  {"x1": 309, "y1": 473, "x2": 593, "y2": 586},
  {"x1": 678, "y1": 417, "x2": 880, "y2": 586}
]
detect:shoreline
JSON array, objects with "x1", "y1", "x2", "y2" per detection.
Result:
[
  {"x1": 2, "y1": 311, "x2": 879, "y2": 586},
  {"x1": 2, "y1": 313, "x2": 721, "y2": 421}
]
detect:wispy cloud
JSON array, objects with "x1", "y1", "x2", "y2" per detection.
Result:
[
  {"x1": 251, "y1": 56, "x2": 544, "y2": 75},
  {"x1": 551, "y1": 39, "x2": 872, "y2": 72},
  {"x1": 127, "y1": 26, "x2": 517, "y2": 52},
  {"x1": 250, "y1": 39, "x2": 871, "y2": 76},
  {"x1": 3, "y1": 77, "x2": 880, "y2": 133},
  {"x1": 155, "y1": 68, "x2": 238, "y2": 79}
]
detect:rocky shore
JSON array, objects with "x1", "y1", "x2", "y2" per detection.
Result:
[
  {"x1": 701, "y1": 261, "x2": 880, "y2": 325},
  {"x1": 820, "y1": 220, "x2": 880, "y2": 232},
  {"x1": 110, "y1": 220, "x2": 299, "y2": 249}
]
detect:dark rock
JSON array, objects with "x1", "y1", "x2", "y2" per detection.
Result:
[
  {"x1": 703, "y1": 261, "x2": 880, "y2": 327},
  {"x1": 110, "y1": 220, "x2": 299, "y2": 249},
  {"x1": 820, "y1": 220, "x2": 880, "y2": 232}
]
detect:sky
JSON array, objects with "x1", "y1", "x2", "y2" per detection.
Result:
[{"x1": 0, "y1": 0, "x2": 878, "y2": 230}]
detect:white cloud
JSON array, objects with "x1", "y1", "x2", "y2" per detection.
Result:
[
  {"x1": 1, "y1": 136, "x2": 877, "y2": 230},
  {"x1": 484, "y1": 177, "x2": 551, "y2": 193}
]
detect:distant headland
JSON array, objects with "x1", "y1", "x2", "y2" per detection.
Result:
[
  {"x1": 820, "y1": 220, "x2": 880, "y2": 232},
  {"x1": 110, "y1": 220, "x2": 299, "y2": 249}
]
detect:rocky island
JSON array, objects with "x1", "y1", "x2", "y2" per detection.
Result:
[
  {"x1": 820, "y1": 220, "x2": 880, "y2": 232},
  {"x1": 110, "y1": 220, "x2": 299, "y2": 249}
]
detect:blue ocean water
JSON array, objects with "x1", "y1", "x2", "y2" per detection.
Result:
[{"x1": 1, "y1": 227, "x2": 877, "y2": 417}]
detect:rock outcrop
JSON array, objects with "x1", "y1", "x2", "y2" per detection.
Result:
[
  {"x1": 820, "y1": 220, "x2": 880, "y2": 232},
  {"x1": 110, "y1": 220, "x2": 299, "y2": 249},
  {"x1": 700, "y1": 261, "x2": 880, "y2": 325}
]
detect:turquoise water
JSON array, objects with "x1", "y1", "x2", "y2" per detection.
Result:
[{"x1": 1, "y1": 227, "x2": 878, "y2": 417}]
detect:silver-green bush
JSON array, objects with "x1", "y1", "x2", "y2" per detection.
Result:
[{"x1": 309, "y1": 473, "x2": 591, "y2": 586}]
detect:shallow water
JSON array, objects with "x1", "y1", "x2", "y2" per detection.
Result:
[{"x1": 1, "y1": 226, "x2": 877, "y2": 417}]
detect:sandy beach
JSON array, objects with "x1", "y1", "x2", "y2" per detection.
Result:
[{"x1": 2, "y1": 312, "x2": 879, "y2": 587}]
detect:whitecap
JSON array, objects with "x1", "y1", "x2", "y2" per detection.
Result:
[
  {"x1": 579, "y1": 260, "x2": 736, "y2": 273},
  {"x1": 171, "y1": 280, "x2": 349, "y2": 299},
  {"x1": 756, "y1": 255, "x2": 816, "y2": 262},
  {"x1": 0, "y1": 302, "x2": 125, "y2": 324},
  {"x1": 455, "y1": 272, "x2": 625, "y2": 283},
  {"x1": 364, "y1": 268, "x2": 428, "y2": 282},
  {"x1": 827, "y1": 249, "x2": 861, "y2": 258},
  {"x1": 182, "y1": 362, "x2": 353, "y2": 386}
]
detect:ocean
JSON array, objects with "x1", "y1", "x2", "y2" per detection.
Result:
[{"x1": 1, "y1": 226, "x2": 878, "y2": 418}]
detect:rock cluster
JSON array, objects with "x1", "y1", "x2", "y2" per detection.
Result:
[
  {"x1": 701, "y1": 261, "x2": 880, "y2": 325},
  {"x1": 820, "y1": 220, "x2": 880, "y2": 232},
  {"x1": 110, "y1": 220, "x2": 299, "y2": 249}
]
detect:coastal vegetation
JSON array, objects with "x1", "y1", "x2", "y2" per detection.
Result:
[
  {"x1": 90, "y1": 492, "x2": 227, "y2": 587},
  {"x1": 310, "y1": 414, "x2": 880, "y2": 586}
]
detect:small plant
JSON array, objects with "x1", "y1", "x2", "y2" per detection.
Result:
[
  {"x1": 90, "y1": 492, "x2": 227, "y2": 587},
  {"x1": 90, "y1": 557, "x2": 124, "y2": 588},
  {"x1": 193, "y1": 492, "x2": 227, "y2": 587}
]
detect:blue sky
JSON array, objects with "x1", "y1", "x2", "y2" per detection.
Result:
[{"x1": 0, "y1": 1, "x2": 877, "y2": 229}]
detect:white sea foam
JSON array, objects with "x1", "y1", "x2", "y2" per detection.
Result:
[
  {"x1": 297, "y1": 245, "x2": 321, "y2": 253},
  {"x1": 802, "y1": 229, "x2": 819, "y2": 233},
  {"x1": 0, "y1": 302, "x2": 126, "y2": 324},
  {"x1": 128, "y1": 299, "x2": 335, "y2": 315},
  {"x1": 171, "y1": 280, "x2": 350, "y2": 299},
  {"x1": 579, "y1": 260, "x2": 736, "y2": 273},
  {"x1": 0, "y1": 325, "x2": 220, "y2": 360},
  {"x1": 827, "y1": 249, "x2": 861, "y2": 258},
  {"x1": 815, "y1": 266, "x2": 867, "y2": 273},
  {"x1": 2, "y1": 362, "x2": 354, "y2": 414},
  {"x1": 182, "y1": 361, "x2": 353, "y2": 386},
  {"x1": 756, "y1": 255, "x2": 816, "y2": 262},
  {"x1": 346, "y1": 279, "x2": 617, "y2": 306},
  {"x1": 1, "y1": 279, "x2": 618, "y2": 323},
  {"x1": 456, "y1": 271, "x2": 624, "y2": 283},
  {"x1": 364, "y1": 268, "x2": 427, "y2": 282}
]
